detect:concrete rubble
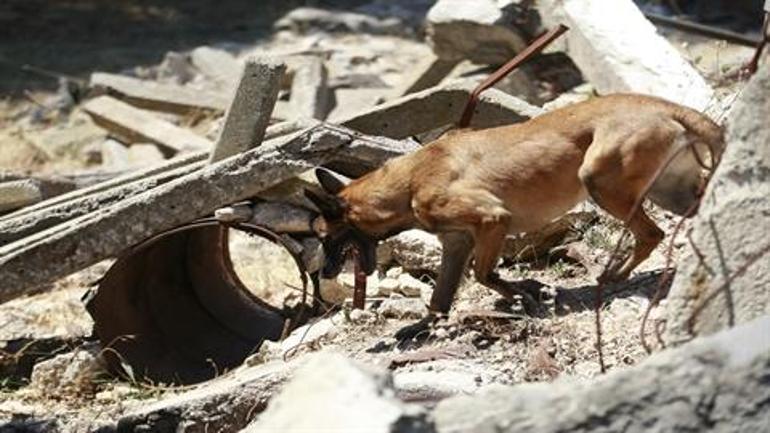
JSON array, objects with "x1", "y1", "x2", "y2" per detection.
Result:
[
  {"x1": 230, "y1": 316, "x2": 770, "y2": 433},
  {"x1": 274, "y1": 7, "x2": 407, "y2": 36},
  {"x1": 0, "y1": 179, "x2": 43, "y2": 213},
  {"x1": 82, "y1": 95, "x2": 213, "y2": 154},
  {"x1": 665, "y1": 61, "x2": 770, "y2": 343},
  {"x1": 208, "y1": 58, "x2": 285, "y2": 162},
  {"x1": 242, "y1": 352, "x2": 428, "y2": 433},
  {"x1": 538, "y1": 0, "x2": 714, "y2": 111},
  {"x1": 29, "y1": 344, "x2": 105, "y2": 397},
  {"x1": 90, "y1": 72, "x2": 231, "y2": 113},
  {"x1": 191, "y1": 46, "x2": 242, "y2": 89},
  {"x1": 289, "y1": 57, "x2": 332, "y2": 120},
  {"x1": 0, "y1": 124, "x2": 418, "y2": 302},
  {"x1": 426, "y1": 0, "x2": 530, "y2": 65},
  {"x1": 432, "y1": 315, "x2": 770, "y2": 433},
  {"x1": 0, "y1": 0, "x2": 766, "y2": 431},
  {"x1": 113, "y1": 361, "x2": 295, "y2": 432}
]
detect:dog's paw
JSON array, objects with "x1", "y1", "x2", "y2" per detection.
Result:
[{"x1": 394, "y1": 315, "x2": 438, "y2": 342}]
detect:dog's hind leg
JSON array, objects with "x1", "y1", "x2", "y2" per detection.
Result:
[{"x1": 578, "y1": 121, "x2": 677, "y2": 282}]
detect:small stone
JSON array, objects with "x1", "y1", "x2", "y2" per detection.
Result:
[
  {"x1": 244, "y1": 340, "x2": 282, "y2": 366},
  {"x1": 349, "y1": 309, "x2": 377, "y2": 324},
  {"x1": 336, "y1": 272, "x2": 381, "y2": 302},
  {"x1": 379, "y1": 297, "x2": 426, "y2": 319},
  {"x1": 376, "y1": 277, "x2": 401, "y2": 297},
  {"x1": 385, "y1": 230, "x2": 442, "y2": 273},
  {"x1": 397, "y1": 274, "x2": 431, "y2": 297},
  {"x1": 0, "y1": 180, "x2": 43, "y2": 213},
  {"x1": 280, "y1": 317, "x2": 338, "y2": 354},
  {"x1": 433, "y1": 328, "x2": 449, "y2": 339},
  {"x1": 385, "y1": 267, "x2": 403, "y2": 279},
  {"x1": 156, "y1": 51, "x2": 196, "y2": 84},
  {"x1": 30, "y1": 345, "x2": 105, "y2": 396}
]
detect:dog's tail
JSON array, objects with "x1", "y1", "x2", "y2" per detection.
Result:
[{"x1": 670, "y1": 106, "x2": 726, "y2": 166}]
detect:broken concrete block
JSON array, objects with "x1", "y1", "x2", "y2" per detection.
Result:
[
  {"x1": 433, "y1": 315, "x2": 770, "y2": 432},
  {"x1": 426, "y1": 0, "x2": 528, "y2": 65},
  {"x1": 99, "y1": 138, "x2": 131, "y2": 170},
  {"x1": 209, "y1": 58, "x2": 285, "y2": 162},
  {"x1": 0, "y1": 153, "x2": 207, "y2": 246},
  {"x1": 243, "y1": 352, "x2": 427, "y2": 432},
  {"x1": 0, "y1": 173, "x2": 77, "y2": 203},
  {"x1": 385, "y1": 229, "x2": 443, "y2": 273},
  {"x1": 280, "y1": 317, "x2": 339, "y2": 355},
  {"x1": 289, "y1": 57, "x2": 332, "y2": 120},
  {"x1": 156, "y1": 51, "x2": 195, "y2": 84},
  {"x1": 0, "y1": 180, "x2": 43, "y2": 213},
  {"x1": 116, "y1": 361, "x2": 294, "y2": 432},
  {"x1": 392, "y1": 53, "x2": 459, "y2": 97},
  {"x1": 339, "y1": 79, "x2": 543, "y2": 139},
  {"x1": 0, "y1": 125, "x2": 417, "y2": 302},
  {"x1": 82, "y1": 95, "x2": 212, "y2": 154},
  {"x1": 190, "y1": 46, "x2": 241, "y2": 88},
  {"x1": 332, "y1": 272, "x2": 382, "y2": 304},
  {"x1": 89, "y1": 72, "x2": 230, "y2": 113},
  {"x1": 30, "y1": 345, "x2": 105, "y2": 396},
  {"x1": 541, "y1": 83, "x2": 594, "y2": 111},
  {"x1": 397, "y1": 273, "x2": 431, "y2": 297},
  {"x1": 378, "y1": 296, "x2": 426, "y2": 319},
  {"x1": 24, "y1": 116, "x2": 108, "y2": 160},
  {"x1": 274, "y1": 7, "x2": 406, "y2": 36},
  {"x1": 376, "y1": 277, "x2": 401, "y2": 297},
  {"x1": 538, "y1": 0, "x2": 714, "y2": 111},
  {"x1": 393, "y1": 370, "x2": 481, "y2": 402},
  {"x1": 327, "y1": 88, "x2": 388, "y2": 122},
  {"x1": 665, "y1": 62, "x2": 770, "y2": 344},
  {"x1": 248, "y1": 201, "x2": 314, "y2": 234},
  {"x1": 127, "y1": 143, "x2": 166, "y2": 165}
]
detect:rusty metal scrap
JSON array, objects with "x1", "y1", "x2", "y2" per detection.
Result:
[{"x1": 87, "y1": 215, "x2": 319, "y2": 384}]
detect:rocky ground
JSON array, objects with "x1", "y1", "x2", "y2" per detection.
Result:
[{"x1": 0, "y1": 1, "x2": 759, "y2": 431}]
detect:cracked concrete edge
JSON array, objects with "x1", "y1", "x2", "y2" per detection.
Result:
[
  {"x1": 432, "y1": 315, "x2": 770, "y2": 433},
  {"x1": 0, "y1": 124, "x2": 417, "y2": 302}
]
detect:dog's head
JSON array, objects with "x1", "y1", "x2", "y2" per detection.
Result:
[{"x1": 304, "y1": 168, "x2": 378, "y2": 279}]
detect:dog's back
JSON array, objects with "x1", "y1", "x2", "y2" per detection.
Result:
[{"x1": 402, "y1": 94, "x2": 723, "y2": 221}]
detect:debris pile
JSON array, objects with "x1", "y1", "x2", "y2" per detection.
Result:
[{"x1": 0, "y1": 0, "x2": 767, "y2": 431}]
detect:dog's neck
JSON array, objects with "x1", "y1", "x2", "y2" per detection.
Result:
[{"x1": 338, "y1": 167, "x2": 417, "y2": 239}]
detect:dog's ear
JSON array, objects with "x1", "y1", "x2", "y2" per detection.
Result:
[
  {"x1": 304, "y1": 188, "x2": 346, "y2": 220},
  {"x1": 315, "y1": 167, "x2": 350, "y2": 195}
]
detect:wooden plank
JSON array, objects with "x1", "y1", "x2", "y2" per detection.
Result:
[
  {"x1": 90, "y1": 72, "x2": 230, "y2": 113},
  {"x1": 82, "y1": 95, "x2": 212, "y2": 154}
]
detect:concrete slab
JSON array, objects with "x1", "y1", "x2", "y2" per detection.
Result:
[
  {"x1": 209, "y1": 58, "x2": 285, "y2": 162},
  {"x1": 0, "y1": 124, "x2": 417, "y2": 302},
  {"x1": 83, "y1": 96, "x2": 212, "y2": 154},
  {"x1": 289, "y1": 57, "x2": 332, "y2": 120},
  {"x1": 90, "y1": 72, "x2": 230, "y2": 113},
  {"x1": 539, "y1": 0, "x2": 714, "y2": 111}
]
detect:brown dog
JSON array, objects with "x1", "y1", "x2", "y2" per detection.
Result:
[{"x1": 305, "y1": 94, "x2": 724, "y2": 314}]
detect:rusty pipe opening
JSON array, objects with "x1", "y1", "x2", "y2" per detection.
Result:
[{"x1": 85, "y1": 218, "x2": 317, "y2": 385}]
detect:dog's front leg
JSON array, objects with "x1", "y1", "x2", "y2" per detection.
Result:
[
  {"x1": 429, "y1": 232, "x2": 474, "y2": 314},
  {"x1": 473, "y1": 220, "x2": 542, "y2": 314}
]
